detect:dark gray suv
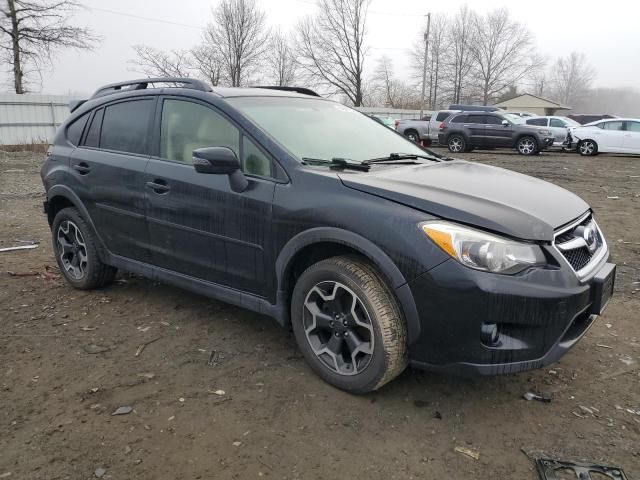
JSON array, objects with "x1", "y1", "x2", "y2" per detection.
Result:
[
  {"x1": 438, "y1": 111, "x2": 555, "y2": 155},
  {"x1": 41, "y1": 78, "x2": 615, "y2": 394}
]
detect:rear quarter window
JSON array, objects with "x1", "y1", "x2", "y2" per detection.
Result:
[
  {"x1": 450, "y1": 115, "x2": 467, "y2": 123},
  {"x1": 66, "y1": 113, "x2": 89, "y2": 146},
  {"x1": 83, "y1": 109, "x2": 104, "y2": 148},
  {"x1": 436, "y1": 112, "x2": 451, "y2": 121}
]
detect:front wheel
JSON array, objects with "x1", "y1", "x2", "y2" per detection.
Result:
[
  {"x1": 578, "y1": 139, "x2": 598, "y2": 156},
  {"x1": 516, "y1": 136, "x2": 538, "y2": 155},
  {"x1": 291, "y1": 256, "x2": 407, "y2": 394}
]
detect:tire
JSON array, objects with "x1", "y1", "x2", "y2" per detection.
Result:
[
  {"x1": 291, "y1": 255, "x2": 407, "y2": 394},
  {"x1": 405, "y1": 130, "x2": 419, "y2": 143},
  {"x1": 516, "y1": 136, "x2": 538, "y2": 155},
  {"x1": 52, "y1": 207, "x2": 117, "y2": 290},
  {"x1": 578, "y1": 139, "x2": 598, "y2": 156},
  {"x1": 447, "y1": 134, "x2": 466, "y2": 153}
]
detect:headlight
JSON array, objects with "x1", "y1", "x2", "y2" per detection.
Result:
[{"x1": 421, "y1": 222, "x2": 546, "y2": 274}]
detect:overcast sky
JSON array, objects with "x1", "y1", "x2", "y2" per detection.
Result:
[{"x1": 25, "y1": 0, "x2": 640, "y2": 96}]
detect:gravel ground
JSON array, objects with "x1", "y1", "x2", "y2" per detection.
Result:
[{"x1": 0, "y1": 148, "x2": 638, "y2": 480}]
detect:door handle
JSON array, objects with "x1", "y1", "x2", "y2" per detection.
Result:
[
  {"x1": 72, "y1": 162, "x2": 90, "y2": 175},
  {"x1": 145, "y1": 179, "x2": 170, "y2": 194}
]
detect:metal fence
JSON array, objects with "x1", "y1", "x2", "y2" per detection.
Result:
[
  {"x1": 0, "y1": 94, "x2": 73, "y2": 146},
  {"x1": 354, "y1": 107, "x2": 431, "y2": 119}
]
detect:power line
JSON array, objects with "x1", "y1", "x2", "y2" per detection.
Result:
[{"x1": 85, "y1": 7, "x2": 204, "y2": 30}]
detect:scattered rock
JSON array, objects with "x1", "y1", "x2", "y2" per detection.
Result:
[
  {"x1": 83, "y1": 344, "x2": 110, "y2": 354},
  {"x1": 232, "y1": 441, "x2": 242, "y2": 447},
  {"x1": 94, "y1": 467, "x2": 106, "y2": 478},
  {"x1": 124, "y1": 445, "x2": 132, "y2": 455},
  {"x1": 137, "y1": 372, "x2": 156, "y2": 379},
  {"x1": 111, "y1": 406, "x2": 133, "y2": 416},
  {"x1": 523, "y1": 392, "x2": 551, "y2": 403},
  {"x1": 209, "y1": 389, "x2": 226, "y2": 396},
  {"x1": 433, "y1": 411, "x2": 442, "y2": 420}
]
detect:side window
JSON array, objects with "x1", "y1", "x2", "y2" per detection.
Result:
[
  {"x1": 626, "y1": 121, "x2": 640, "y2": 132},
  {"x1": 436, "y1": 112, "x2": 451, "y2": 121},
  {"x1": 160, "y1": 99, "x2": 239, "y2": 164},
  {"x1": 450, "y1": 115, "x2": 467, "y2": 123},
  {"x1": 550, "y1": 118, "x2": 566, "y2": 128},
  {"x1": 602, "y1": 121, "x2": 624, "y2": 131},
  {"x1": 485, "y1": 115, "x2": 502, "y2": 125},
  {"x1": 83, "y1": 109, "x2": 104, "y2": 148},
  {"x1": 242, "y1": 136, "x2": 272, "y2": 177},
  {"x1": 66, "y1": 113, "x2": 89, "y2": 146},
  {"x1": 466, "y1": 115, "x2": 486, "y2": 124},
  {"x1": 526, "y1": 118, "x2": 547, "y2": 126},
  {"x1": 100, "y1": 99, "x2": 154, "y2": 155}
]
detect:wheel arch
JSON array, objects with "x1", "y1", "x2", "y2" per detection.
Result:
[{"x1": 275, "y1": 227, "x2": 421, "y2": 344}]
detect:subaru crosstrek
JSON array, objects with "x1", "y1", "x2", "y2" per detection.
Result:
[{"x1": 41, "y1": 78, "x2": 616, "y2": 393}]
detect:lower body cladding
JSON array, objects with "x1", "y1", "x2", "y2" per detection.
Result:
[{"x1": 406, "y1": 257, "x2": 616, "y2": 375}]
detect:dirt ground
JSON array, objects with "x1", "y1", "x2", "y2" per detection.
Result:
[{"x1": 1, "y1": 148, "x2": 638, "y2": 480}]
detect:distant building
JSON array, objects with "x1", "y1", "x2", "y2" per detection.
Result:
[{"x1": 493, "y1": 93, "x2": 571, "y2": 116}]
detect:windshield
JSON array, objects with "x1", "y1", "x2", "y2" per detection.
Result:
[{"x1": 227, "y1": 97, "x2": 428, "y2": 162}]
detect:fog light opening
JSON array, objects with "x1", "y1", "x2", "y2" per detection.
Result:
[{"x1": 481, "y1": 322, "x2": 500, "y2": 347}]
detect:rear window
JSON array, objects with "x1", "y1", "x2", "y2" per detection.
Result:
[
  {"x1": 526, "y1": 118, "x2": 547, "y2": 127},
  {"x1": 465, "y1": 115, "x2": 486, "y2": 124},
  {"x1": 450, "y1": 114, "x2": 467, "y2": 123},
  {"x1": 485, "y1": 116, "x2": 502, "y2": 125},
  {"x1": 99, "y1": 99, "x2": 154, "y2": 155},
  {"x1": 66, "y1": 113, "x2": 89, "y2": 146},
  {"x1": 436, "y1": 112, "x2": 451, "y2": 121}
]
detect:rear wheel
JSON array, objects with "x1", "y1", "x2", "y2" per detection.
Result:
[
  {"x1": 516, "y1": 136, "x2": 538, "y2": 155},
  {"x1": 447, "y1": 134, "x2": 466, "y2": 153},
  {"x1": 578, "y1": 139, "x2": 598, "y2": 156},
  {"x1": 291, "y1": 255, "x2": 407, "y2": 394},
  {"x1": 405, "y1": 130, "x2": 419, "y2": 143},
  {"x1": 52, "y1": 207, "x2": 116, "y2": 290}
]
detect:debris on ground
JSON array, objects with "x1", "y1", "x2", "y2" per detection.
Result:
[
  {"x1": 596, "y1": 344, "x2": 613, "y2": 349},
  {"x1": 207, "y1": 349, "x2": 222, "y2": 366},
  {"x1": 134, "y1": 336, "x2": 161, "y2": 357},
  {"x1": 208, "y1": 389, "x2": 226, "y2": 396},
  {"x1": 6, "y1": 271, "x2": 39, "y2": 277},
  {"x1": 232, "y1": 441, "x2": 242, "y2": 447},
  {"x1": 454, "y1": 446, "x2": 479, "y2": 460},
  {"x1": 94, "y1": 467, "x2": 106, "y2": 478},
  {"x1": 523, "y1": 392, "x2": 551, "y2": 403},
  {"x1": 534, "y1": 458, "x2": 628, "y2": 480},
  {"x1": 111, "y1": 406, "x2": 133, "y2": 416},
  {"x1": 0, "y1": 243, "x2": 38, "y2": 253}
]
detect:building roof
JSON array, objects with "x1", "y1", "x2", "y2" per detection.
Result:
[{"x1": 493, "y1": 93, "x2": 571, "y2": 110}]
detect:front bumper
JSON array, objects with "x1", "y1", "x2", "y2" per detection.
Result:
[{"x1": 407, "y1": 255, "x2": 615, "y2": 376}]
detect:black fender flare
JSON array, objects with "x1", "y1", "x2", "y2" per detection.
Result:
[
  {"x1": 275, "y1": 227, "x2": 421, "y2": 344},
  {"x1": 46, "y1": 185, "x2": 110, "y2": 261}
]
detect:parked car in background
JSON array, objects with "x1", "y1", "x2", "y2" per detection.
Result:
[
  {"x1": 368, "y1": 114, "x2": 396, "y2": 129},
  {"x1": 571, "y1": 118, "x2": 640, "y2": 156},
  {"x1": 448, "y1": 104, "x2": 501, "y2": 112},
  {"x1": 526, "y1": 116, "x2": 581, "y2": 148},
  {"x1": 429, "y1": 110, "x2": 461, "y2": 144},
  {"x1": 396, "y1": 115, "x2": 432, "y2": 143},
  {"x1": 503, "y1": 111, "x2": 536, "y2": 118},
  {"x1": 568, "y1": 114, "x2": 618, "y2": 125},
  {"x1": 439, "y1": 111, "x2": 555, "y2": 155}
]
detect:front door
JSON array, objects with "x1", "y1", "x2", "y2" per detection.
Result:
[
  {"x1": 483, "y1": 114, "x2": 512, "y2": 147},
  {"x1": 598, "y1": 120, "x2": 625, "y2": 152},
  {"x1": 70, "y1": 98, "x2": 155, "y2": 262},
  {"x1": 144, "y1": 98, "x2": 276, "y2": 296},
  {"x1": 549, "y1": 118, "x2": 569, "y2": 144}
]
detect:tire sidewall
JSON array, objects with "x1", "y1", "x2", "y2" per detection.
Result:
[
  {"x1": 291, "y1": 262, "x2": 391, "y2": 393},
  {"x1": 52, "y1": 208, "x2": 101, "y2": 289},
  {"x1": 517, "y1": 136, "x2": 538, "y2": 155},
  {"x1": 405, "y1": 131, "x2": 418, "y2": 142},
  {"x1": 448, "y1": 134, "x2": 465, "y2": 153},
  {"x1": 578, "y1": 140, "x2": 597, "y2": 156}
]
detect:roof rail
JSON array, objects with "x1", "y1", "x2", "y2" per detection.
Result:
[
  {"x1": 90, "y1": 77, "x2": 212, "y2": 100},
  {"x1": 251, "y1": 86, "x2": 321, "y2": 97}
]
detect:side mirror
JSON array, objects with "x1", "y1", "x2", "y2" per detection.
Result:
[
  {"x1": 501, "y1": 120, "x2": 509, "y2": 126},
  {"x1": 192, "y1": 146, "x2": 248, "y2": 193}
]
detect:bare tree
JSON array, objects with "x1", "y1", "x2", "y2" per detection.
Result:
[
  {"x1": 370, "y1": 55, "x2": 417, "y2": 108},
  {"x1": 470, "y1": 8, "x2": 544, "y2": 105},
  {"x1": 129, "y1": 45, "x2": 193, "y2": 78},
  {"x1": 205, "y1": 0, "x2": 269, "y2": 87},
  {"x1": 447, "y1": 5, "x2": 476, "y2": 104},
  {"x1": 296, "y1": 0, "x2": 370, "y2": 106},
  {"x1": 410, "y1": 13, "x2": 448, "y2": 109},
  {"x1": 266, "y1": 29, "x2": 296, "y2": 86},
  {"x1": 190, "y1": 43, "x2": 224, "y2": 86},
  {"x1": 0, "y1": 0, "x2": 98, "y2": 93},
  {"x1": 550, "y1": 52, "x2": 596, "y2": 106}
]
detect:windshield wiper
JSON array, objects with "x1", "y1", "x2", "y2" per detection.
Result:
[
  {"x1": 301, "y1": 157, "x2": 370, "y2": 171},
  {"x1": 362, "y1": 152, "x2": 442, "y2": 165}
]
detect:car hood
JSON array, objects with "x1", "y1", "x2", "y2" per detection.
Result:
[{"x1": 339, "y1": 160, "x2": 589, "y2": 241}]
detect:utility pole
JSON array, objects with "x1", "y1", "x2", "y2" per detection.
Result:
[{"x1": 419, "y1": 12, "x2": 431, "y2": 118}]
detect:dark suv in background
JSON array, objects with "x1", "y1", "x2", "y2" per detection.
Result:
[
  {"x1": 438, "y1": 111, "x2": 555, "y2": 155},
  {"x1": 41, "y1": 78, "x2": 615, "y2": 394}
]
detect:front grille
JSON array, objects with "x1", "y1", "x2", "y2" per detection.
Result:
[
  {"x1": 554, "y1": 214, "x2": 604, "y2": 275},
  {"x1": 561, "y1": 246, "x2": 593, "y2": 270}
]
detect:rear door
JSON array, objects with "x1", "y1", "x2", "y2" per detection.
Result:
[
  {"x1": 70, "y1": 98, "x2": 155, "y2": 262},
  {"x1": 622, "y1": 121, "x2": 640, "y2": 153},
  {"x1": 144, "y1": 97, "x2": 276, "y2": 296},
  {"x1": 465, "y1": 115, "x2": 487, "y2": 146}
]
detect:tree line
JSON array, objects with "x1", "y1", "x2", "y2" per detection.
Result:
[{"x1": 0, "y1": 0, "x2": 600, "y2": 111}]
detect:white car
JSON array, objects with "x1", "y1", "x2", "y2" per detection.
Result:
[
  {"x1": 572, "y1": 118, "x2": 640, "y2": 156},
  {"x1": 525, "y1": 116, "x2": 581, "y2": 148}
]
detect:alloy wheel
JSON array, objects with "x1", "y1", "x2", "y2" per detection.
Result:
[
  {"x1": 407, "y1": 132, "x2": 418, "y2": 142},
  {"x1": 56, "y1": 220, "x2": 88, "y2": 280},
  {"x1": 518, "y1": 138, "x2": 536, "y2": 155},
  {"x1": 579, "y1": 141, "x2": 595, "y2": 155},
  {"x1": 449, "y1": 137, "x2": 464, "y2": 153},
  {"x1": 302, "y1": 281, "x2": 375, "y2": 376}
]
